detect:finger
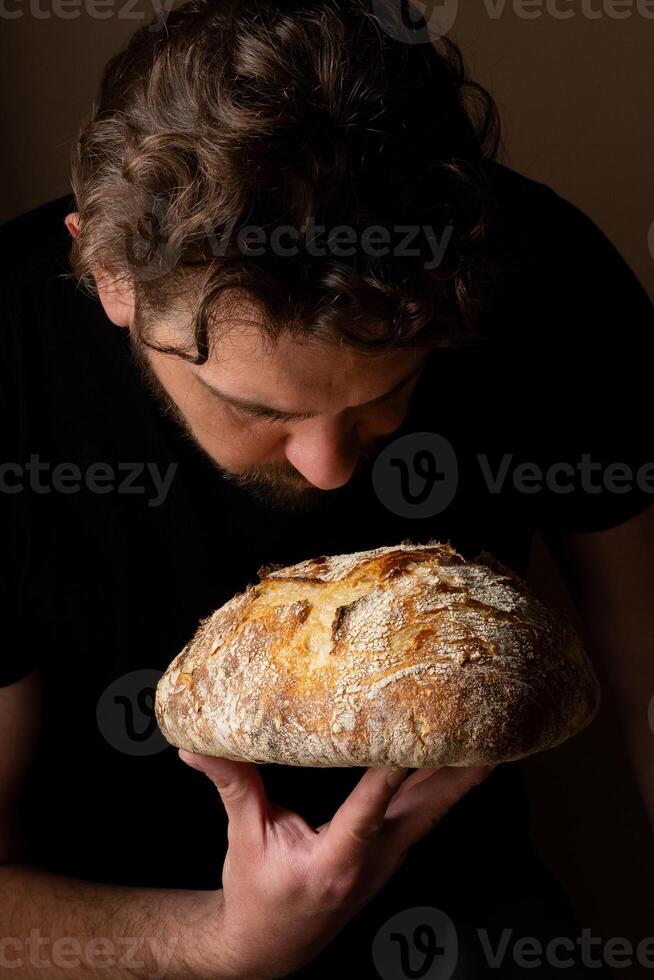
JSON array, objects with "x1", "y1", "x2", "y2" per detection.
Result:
[
  {"x1": 385, "y1": 765, "x2": 494, "y2": 851},
  {"x1": 318, "y1": 767, "x2": 433, "y2": 829},
  {"x1": 178, "y1": 749, "x2": 269, "y2": 840},
  {"x1": 391, "y1": 766, "x2": 440, "y2": 799},
  {"x1": 317, "y1": 766, "x2": 408, "y2": 867}
]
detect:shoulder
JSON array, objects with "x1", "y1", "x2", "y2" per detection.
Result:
[
  {"x1": 0, "y1": 193, "x2": 88, "y2": 358},
  {"x1": 481, "y1": 162, "x2": 653, "y2": 346},
  {"x1": 485, "y1": 161, "x2": 613, "y2": 260},
  {"x1": 0, "y1": 193, "x2": 114, "y2": 403},
  {"x1": 485, "y1": 161, "x2": 592, "y2": 224},
  {"x1": 1, "y1": 193, "x2": 76, "y2": 289},
  {"x1": 484, "y1": 161, "x2": 635, "y2": 268}
]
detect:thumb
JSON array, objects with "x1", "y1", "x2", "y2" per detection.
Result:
[{"x1": 178, "y1": 749, "x2": 268, "y2": 830}]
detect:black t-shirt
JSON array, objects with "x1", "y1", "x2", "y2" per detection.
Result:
[{"x1": 1, "y1": 165, "x2": 652, "y2": 963}]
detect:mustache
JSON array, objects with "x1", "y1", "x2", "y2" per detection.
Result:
[{"x1": 217, "y1": 438, "x2": 386, "y2": 512}]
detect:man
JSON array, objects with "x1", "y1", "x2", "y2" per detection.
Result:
[{"x1": 1, "y1": 0, "x2": 652, "y2": 976}]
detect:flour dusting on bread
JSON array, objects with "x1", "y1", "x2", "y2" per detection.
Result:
[{"x1": 155, "y1": 541, "x2": 600, "y2": 767}]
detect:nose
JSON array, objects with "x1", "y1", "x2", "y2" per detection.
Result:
[{"x1": 283, "y1": 418, "x2": 361, "y2": 490}]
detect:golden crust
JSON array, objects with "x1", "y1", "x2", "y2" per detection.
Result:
[{"x1": 154, "y1": 540, "x2": 600, "y2": 767}]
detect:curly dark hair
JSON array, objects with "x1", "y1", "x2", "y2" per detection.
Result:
[{"x1": 66, "y1": 0, "x2": 505, "y2": 363}]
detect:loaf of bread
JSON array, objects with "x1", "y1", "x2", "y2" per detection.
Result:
[{"x1": 154, "y1": 541, "x2": 600, "y2": 767}]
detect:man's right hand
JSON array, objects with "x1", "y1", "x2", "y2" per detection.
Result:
[{"x1": 178, "y1": 749, "x2": 494, "y2": 979}]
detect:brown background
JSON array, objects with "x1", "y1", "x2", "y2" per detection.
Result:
[{"x1": 1, "y1": 1, "x2": 653, "y2": 973}]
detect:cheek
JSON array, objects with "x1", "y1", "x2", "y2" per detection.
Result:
[
  {"x1": 143, "y1": 355, "x2": 286, "y2": 468},
  {"x1": 233, "y1": 425, "x2": 284, "y2": 461}
]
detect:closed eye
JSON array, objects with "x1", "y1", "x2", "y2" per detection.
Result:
[
  {"x1": 235, "y1": 383, "x2": 410, "y2": 424},
  {"x1": 234, "y1": 404, "x2": 314, "y2": 424},
  {"x1": 198, "y1": 361, "x2": 424, "y2": 423}
]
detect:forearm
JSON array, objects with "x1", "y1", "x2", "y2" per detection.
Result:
[{"x1": 0, "y1": 863, "x2": 230, "y2": 979}]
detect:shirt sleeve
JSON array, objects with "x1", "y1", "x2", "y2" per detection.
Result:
[{"x1": 505, "y1": 183, "x2": 654, "y2": 535}]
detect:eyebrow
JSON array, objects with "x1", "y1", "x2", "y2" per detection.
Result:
[{"x1": 195, "y1": 362, "x2": 425, "y2": 422}]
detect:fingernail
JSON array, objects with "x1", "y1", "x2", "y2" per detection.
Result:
[{"x1": 386, "y1": 766, "x2": 408, "y2": 789}]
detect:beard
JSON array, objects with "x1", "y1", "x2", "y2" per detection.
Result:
[{"x1": 128, "y1": 334, "x2": 384, "y2": 512}]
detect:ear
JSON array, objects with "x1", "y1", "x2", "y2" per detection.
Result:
[
  {"x1": 64, "y1": 211, "x2": 79, "y2": 238},
  {"x1": 95, "y1": 269, "x2": 135, "y2": 328},
  {"x1": 64, "y1": 211, "x2": 134, "y2": 328}
]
